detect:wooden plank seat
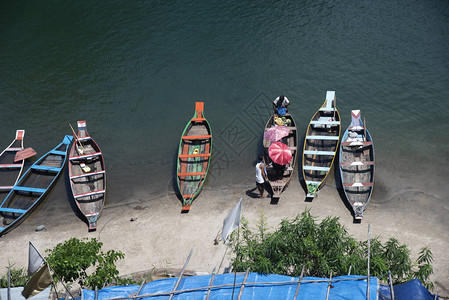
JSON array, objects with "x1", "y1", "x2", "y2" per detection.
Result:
[
  {"x1": 303, "y1": 150, "x2": 336, "y2": 156},
  {"x1": 349, "y1": 126, "x2": 364, "y2": 131},
  {"x1": 74, "y1": 189, "x2": 105, "y2": 199},
  {"x1": 306, "y1": 135, "x2": 340, "y2": 140},
  {"x1": 191, "y1": 118, "x2": 206, "y2": 122},
  {"x1": 177, "y1": 172, "x2": 206, "y2": 177},
  {"x1": 0, "y1": 164, "x2": 22, "y2": 169},
  {"x1": 13, "y1": 186, "x2": 46, "y2": 194},
  {"x1": 306, "y1": 180, "x2": 322, "y2": 185},
  {"x1": 341, "y1": 141, "x2": 373, "y2": 146},
  {"x1": 50, "y1": 150, "x2": 67, "y2": 156},
  {"x1": 303, "y1": 166, "x2": 330, "y2": 172},
  {"x1": 0, "y1": 207, "x2": 27, "y2": 214},
  {"x1": 181, "y1": 135, "x2": 211, "y2": 140},
  {"x1": 31, "y1": 165, "x2": 61, "y2": 172},
  {"x1": 70, "y1": 170, "x2": 105, "y2": 180},
  {"x1": 319, "y1": 107, "x2": 336, "y2": 112},
  {"x1": 343, "y1": 182, "x2": 374, "y2": 187},
  {"x1": 310, "y1": 120, "x2": 340, "y2": 126},
  {"x1": 182, "y1": 194, "x2": 196, "y2": 198},
  {"x1": 340, "y1": 161, "x2": 374, "y2": 166},
  {"x1": 69, "y1": 152, "x2": 102, "y2": 161},
  {"x1": 6, "y1": 148, "x2": 23, "y2": 151},
  {"x1": 0, "y1": 186, "x2": 14, "y2": 191},
  {"x1": 178, "y1": 153, "x2": 211, "y2": 158}
]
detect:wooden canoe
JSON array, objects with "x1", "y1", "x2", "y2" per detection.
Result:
[
  {"x1": 262, "y1": 113, "x2": 297, "y2": 198},
  {"x1": 68, "y1": 121, "x2": 106, "y2": 231},
  {"x1": 339, "y1": 110, "x2": 375, "y2": 220},
  {"x1": 0, "y1": 135, "x2": 73, "y2": 237},
  {"x1": 0, "y1": 130, "x2": 26, "y2": 203},
  {"x1": 302, "y1": 91, "x2": 341, "y2": 199},
  {"x1": 177, "y1": 102, "x2": 212, "y2": 212}
]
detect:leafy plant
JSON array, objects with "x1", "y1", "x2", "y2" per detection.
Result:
[
  {"x1": 0, "y1": 265, "x2": 29, "y2": 288},
  {"x1": 228, "y1": 210, "x2": 434, "y2": 288},
  {"x1": 45, "y1": 237, "x2": 134, "y2": 290}
]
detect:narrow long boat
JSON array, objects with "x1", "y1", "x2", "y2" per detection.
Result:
[
  {"x1": 339, "y1": 110, "x2": 375, "y2": 220},
  {"x1": 0, "y1": 130, "x2": 26, "y2": 203},
  {"x1": 68, "y1": 121, "x2": 106, "y2": 231},
  {"x1": 177, "y1": 102, "x2": 212, "y2": 212},
  {"x1": 0, "y1": 135, "x2": 73, "y2": 237},
  {"x1": 263, "y1": 113, "x2": 297, "y2": 198},
  {"x1": 302, "y1": 91, "x2": 341, "y2": 199}
]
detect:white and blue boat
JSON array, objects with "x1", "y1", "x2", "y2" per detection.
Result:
[
  {"x1": 0, "y1": 135, "x2": 73, "y2": 237},
  {"x1": 339, "y1": 110, "x2": 375, "y2": 220}
]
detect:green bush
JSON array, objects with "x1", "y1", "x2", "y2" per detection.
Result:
[
  {"x1": 0, "y1": 265, "x2": 29, "y2": 288},
  {"x1": 45, "y1": 237, "x2": 135, "y2": 290},
  {"x1": 228, "y1": 210, "x2": 434, "y2": 289}
]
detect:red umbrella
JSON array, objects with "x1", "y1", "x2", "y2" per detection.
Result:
[
  {"x1": 264, "y1": 125, "x2": 290, "y2": 142},
  {"x1": 268, "y1": 142, "x2": 292, "y2": 165}
]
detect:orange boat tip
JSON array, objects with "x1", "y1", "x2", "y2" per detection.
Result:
[{"x1": 181, "y1": 204, "x2": 191, "y2": 212}]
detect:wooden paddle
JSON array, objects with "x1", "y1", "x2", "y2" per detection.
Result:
[{"x1": 69, "y1": 123, "x2": 85, "y2": 155}]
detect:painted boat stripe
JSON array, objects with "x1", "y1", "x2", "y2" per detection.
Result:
[
  {"x1": 181, "y1": 135, "x2": 211, "y2": 140},
  {"x1": 303, "y1": 150, "x2": 336, "y2": 156},
  {"x1": 74, "y1": 189, "x2": 105, "y2": 198},
  {"x1": 0, "y1": 208, "x2": 27, "y2": 214},
  {"x1": 13, "y1": 186, "x2": 46, "y2": 193},
  {"x1": 32, "y1": 165, "x2": 61, "y2": 172},
  {"x1": 303, "y1": 166, "x2": 330, "y2": 172},
  {"x1": 0, "y1": 164, "x2": 22, "y2": 168},
  {"x1": 177, "y1": 172, "x2": 206, "y2": 177},
  {"x1": 70, "y1": 152, "x2": 102, "y2": 160},
  {"x1": 306, "y1": 135, "x2": 339, "y2": 140},
  {"x1": 70, "y1": 170, "x2": 105, "y2": 179},
  {"x1": 178, "y1": 153, "x2": 211, "y2": 158}
]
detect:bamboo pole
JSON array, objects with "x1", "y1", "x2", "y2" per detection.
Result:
[
  {"x1": 168, "y1": 247, "x2": 194, "y2": 300},
  {"x1": 7, "y1": 265, "x2": 11, "y2": 300},
  {"x1": 326, "y1": 270, "x2": 333, "y2": 300},
  {"x1": 363, "y1": 117, "x2": 367, "y2": 142},
  {"x1": 231, "y1": 224, "x2": 241, "y2": 300},
  {"x1": 205, "y1": 268, "x2": 216, "y2": 300},
  {"x1": 293, "y1": 265, "x2": 305, "y2": 300},
  {"x1": 367, "y1": 224, "x2": 371, "y2": 300},
  {"x1": 388, "y1": 271, "x2": 395, "y2": 300},
  {"x1": 237, "y1": 268, "x2": 250, "y2": 300}
]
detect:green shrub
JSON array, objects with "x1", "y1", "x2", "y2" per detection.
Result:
[
  {"x1": 45, "y1": 237, "x2": 135, "y2": 290},
  {"x1": 229, "y1": 209, "x2": 434, "y2": 289},
  {"x1": 0, "y1": 265, "x2": 29, "y2": 288}
]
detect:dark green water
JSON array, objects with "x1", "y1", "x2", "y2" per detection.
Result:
[{"x1": 1, "y1": 1, "x2": 449, "y2": 207}]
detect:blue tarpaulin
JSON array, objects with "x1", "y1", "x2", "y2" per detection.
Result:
[
  {"x1": 82, "y1": 273, "x2": 378, "y2": 299},
  {"x1": 379, "y1": 279, "x2": 439, "y2": 300}
]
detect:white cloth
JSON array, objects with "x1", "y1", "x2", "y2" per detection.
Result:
[
  {"x1": 255, "y1": 161, "x2": 266, "y2": 183},
  {"x1": 273, "y1": 96, "x2": 290, "y2": 107}
]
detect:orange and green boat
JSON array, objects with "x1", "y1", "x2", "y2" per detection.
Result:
[{"x1": 176, "y1": 102, "x2": 212, "y2": 212}]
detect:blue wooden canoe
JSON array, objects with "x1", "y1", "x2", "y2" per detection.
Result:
[
  {"x1": 0, "y1": 135, "x2": 73, "y2": 237},
  {"x1": 302, "y1": 91, "x2": 341, "y2": 199},
  {"x1": 339, "y1": 110, "x2": 375, "y2": 220}
]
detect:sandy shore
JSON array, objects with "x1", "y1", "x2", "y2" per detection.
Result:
[{"x1": 0, "y1": 169, "x2": 448, "y2": 297}]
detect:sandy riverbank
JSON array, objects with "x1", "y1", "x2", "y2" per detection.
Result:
[{"x1": 0, "y1": 169, "x2": 448, "y2": 297}]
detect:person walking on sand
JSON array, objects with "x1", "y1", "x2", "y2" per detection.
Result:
[{"x1": 255, "y1": 156, "x2": 269, "y2": 198}]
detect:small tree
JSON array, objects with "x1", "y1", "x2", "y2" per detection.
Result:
[
  {"x1": 45, "y1": 237, "x2": 133, "y2": 290},
  {"x1": 229, "y1": 210, "x2": 434, "y2": 289}
]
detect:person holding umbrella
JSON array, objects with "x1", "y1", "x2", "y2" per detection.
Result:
[{"x1": 255, "y1": 156, "x2": 269, "y2": 198}]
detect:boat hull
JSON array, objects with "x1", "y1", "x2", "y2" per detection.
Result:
[
  {"x1": 0, "y1": 135, "x2": 73, "y2": 237},
  {"x1": 176, "y1": 102, "x2": 212, "y2": 212},
  {"x1": 68, "y1": 121, "x2": 106, "y2": 231}
]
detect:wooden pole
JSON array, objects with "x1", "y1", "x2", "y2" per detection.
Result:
[
  {"x1": 293, "y1": 265, "x2": 305, "y2": 300},
  {"x1": 237, "y1": 268, "x2": 250, "y2": 300},
  {"x1": 367, "y1": 224, "x2": 371, "y2": 300},
  {"x1": 326, "y1": 270, "x2": 333, "y2": 300},
  {"x1": 168, "y1": 248, "x2": 194, "y2": 300},
  {"x1": 363, "y1": 117, "x2": 367, "y2": 142},
  {"x1": 7, "y1": 265, "x2": 11, "y2": 300},
  {"x1": 68, "y1": 123, "x2": 84, "y2": 153},
  {"x1": 231, "y1": 225, "x2": 240, "y2": 300},
  {"x1": 388, "y1": 271, "x2": 395, "y2": 300},
  {"x1": 205, "y1": 268, "x2": 216, "y2": 300}
]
